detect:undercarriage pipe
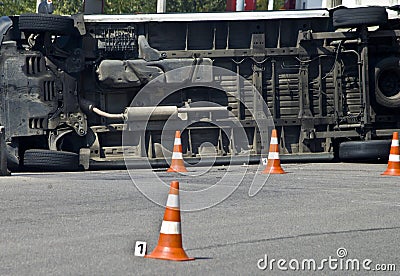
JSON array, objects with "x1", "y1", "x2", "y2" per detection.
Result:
[{"x1": 89, "y1": 105, "x2": 232, "y2": 121}]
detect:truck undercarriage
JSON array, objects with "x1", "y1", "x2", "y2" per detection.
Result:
[{"x1": 1, "y1": 7, "x2": 400, "y2": 171}]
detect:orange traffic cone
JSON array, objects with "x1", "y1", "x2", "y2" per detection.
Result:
[
  {"x1": 261, "y1": 129, "x2": 286, "y2": 174},
  {"x1": 167, "y1": 131, "x2": 188, "y2": 172},
  {"x1": 382, "y1": 132, "x2": 400, "y2": 176},
  {"x1": 145, "y1": 181, "x2": 194, "y2": 261}
]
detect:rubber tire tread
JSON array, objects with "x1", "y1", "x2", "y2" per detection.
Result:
[
  {"x1": 19, "y1": 13, "x2": 75, "y2": 35},
  {"x1": 333, "y1": 7, "x2": 388, "y2": 28},
  {"x1": 24, "y1": 149, "x2": 79, "y2": 171},
  {"x1": 338, "y1": 140, "x2": 391, "y2": 161}
]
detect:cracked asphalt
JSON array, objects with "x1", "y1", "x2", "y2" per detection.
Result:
[{"x1": 0, "y1": 163, "x2": 399, "y2": 275}]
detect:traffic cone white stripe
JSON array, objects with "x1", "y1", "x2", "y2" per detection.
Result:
[
  {"x1": 172, "y1": 152, "x2": 183, "y2": 159},
  {"x1": 267, "y1": 152, "x2": 279, "y2": 160},
  {"x1": 392, "y1": 140, "x2": 399, "y2": 147},
  {"x1": 389, "y1": 154, "x2": 400, "y2": 162},
  {"x1": 270, "y1": 137, "x2": 278, "y2": 144},
  {"x1": 160, "y1": 221, "x2": 181, "y2": 234},
  {"x1": 166, "y1": 194, "x2": 180, "y2": 208},
  {"x1": 174, "y1": 138, "x2": 181, "y2": 145}
]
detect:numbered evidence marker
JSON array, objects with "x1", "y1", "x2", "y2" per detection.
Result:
[
  {"x1": 134, "y1": 241, "x2": 147, "y2": 257},
  {"x1": 262, "y1": 158, "x2": 268, "y2": 165}
]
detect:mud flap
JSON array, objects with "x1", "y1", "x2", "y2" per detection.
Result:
[
  {"x1": 79, "y1": 148, "x2": 91, "y2": 170},
  {"x1": 0, "y1": 126, "x2": 10, "y2": 176}
]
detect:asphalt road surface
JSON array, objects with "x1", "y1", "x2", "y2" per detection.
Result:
[{"x1": 0, "y1": 163, "x2": 399, "y2": 275}]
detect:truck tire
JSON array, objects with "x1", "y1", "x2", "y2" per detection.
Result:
[
  {"x1": 19, "y1": 13, "x2": 75, "y2": 35},
  {"x1": 375, "y1": 57, "x2": 400, "y2": 108},
  {"x1": 24, "y1": 149, "x2": 79, "y2": 171},
  {"x1": 338, "y1": 140, "x2": 390, "y2": 162},
  {"x1": 333, "y1": 7, "x2": 388, "y2": 28}
]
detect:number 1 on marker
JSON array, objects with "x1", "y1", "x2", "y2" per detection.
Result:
[{"x1": 134, "y1": 241, "x2": 147, "y2": 257}]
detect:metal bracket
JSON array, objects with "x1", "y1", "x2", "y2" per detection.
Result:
[
  {"x1": 71, "y1": 14, "x2": 86, "y2": 36},
  {"x1": 67, "y1": 112, "x2": 88, "y2": 136},
  {"x1": 138, "y1": 35, "x2": 161, "y2": 61},
  {"x1": 251, "y1": 33, "x2": 266, "y2": 57}
]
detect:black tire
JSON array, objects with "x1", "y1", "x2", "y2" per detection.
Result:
[
  {"x1": 19, "y1": 13, "x2": 75, "y2": 35},
  {"x1": 333, "y1": 7, "x2": 388, "y2": 28},
  {"x1": 24, "y1": 149, "x2": 79, "y2": 171},
  {"x1": 338, "y1": 140, "x2": 391, "y2": 162},
  {"x1": 374, "y1": 57, "x2": 400, "y2": 108}
]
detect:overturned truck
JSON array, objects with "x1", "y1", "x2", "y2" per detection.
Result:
[{"x1": 1, "y1": 6, "x2": 400, "y2": 171}]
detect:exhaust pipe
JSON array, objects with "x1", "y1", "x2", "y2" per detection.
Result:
[{"x1": 88, "y1": 105, "x2": 232, "y2": 121}]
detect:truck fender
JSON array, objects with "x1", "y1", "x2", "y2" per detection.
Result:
[{"x1": 0, "y1": 16, "x2": 13, "y2": 47}]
